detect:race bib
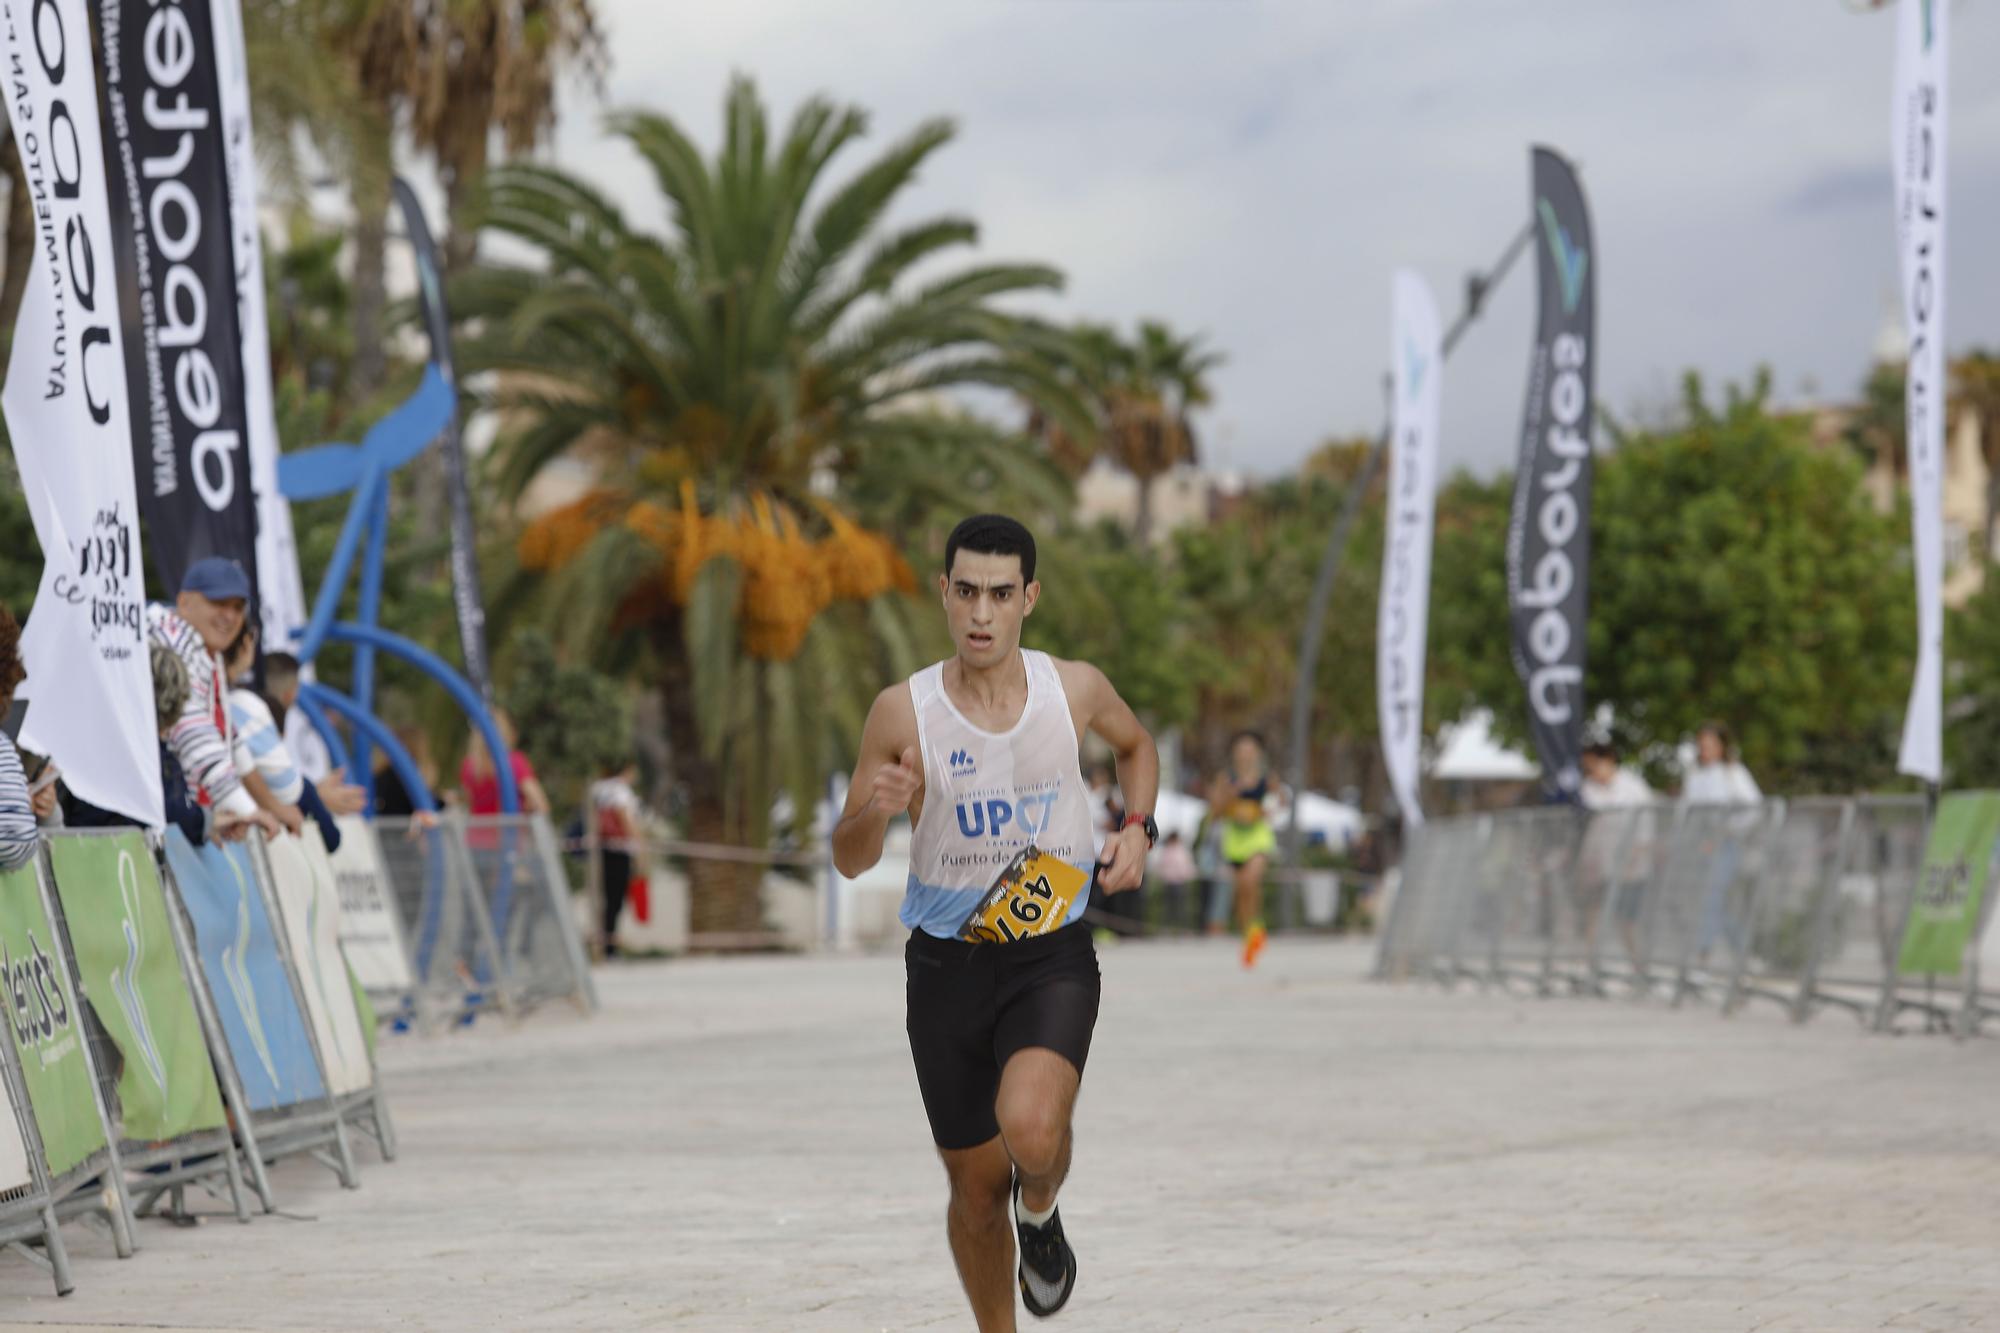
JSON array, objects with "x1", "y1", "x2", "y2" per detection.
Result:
[{"x1": 956, "y1": 845, "x2": 1088, "y2": 944}]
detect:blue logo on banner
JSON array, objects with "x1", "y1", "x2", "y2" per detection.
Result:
[
  {"x1": 1538, "y1": 198, "x2": 1588, "y2": 316},
  {"x1": 164, "y1": 831, "x2": 325, "y2": 1111}
]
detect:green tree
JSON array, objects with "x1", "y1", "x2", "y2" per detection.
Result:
[
  {"x1": 1454, "y1": 371, "x2": 1916, "y2": 792},
  {"x1": 453, "y1": 78, "x2": 1087, "y2": 934},
  {"x1": 500, "y1": 628, "x2": 630, "y2": 816},
  {"x1": 1948, "y1": 575, "x2": 2000, "y2": 787},
  {"x1": 0, "y1": 450, "x2": 36, "y2": 615},
  {"x1": 1843, "y1": 361, "x2": 1906, "y2": 479},
  {"x1": 1022, "y1": 522, "x2": 1205, "y2": 732}
]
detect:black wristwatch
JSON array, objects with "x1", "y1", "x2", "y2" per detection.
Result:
[{"x1": 1122, "y1": 813, "x2": 1158, "y2": 848}]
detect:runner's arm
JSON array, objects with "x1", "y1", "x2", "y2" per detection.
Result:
[
  {"x1": 832, "y1": 686, "x2": 921, "y2": 878},
  {"x1": 1070, "y1": 662, "x2": 1158, "y2": 891}
]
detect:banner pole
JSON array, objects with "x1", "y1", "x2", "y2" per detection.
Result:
[{"x1": 1284, "y1": 219, "x2": 1536, "y2": 869}]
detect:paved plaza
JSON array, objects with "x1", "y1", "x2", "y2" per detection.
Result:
[{"x1": 1, "y1": 936, "x2": 1996, "y2": 1331}]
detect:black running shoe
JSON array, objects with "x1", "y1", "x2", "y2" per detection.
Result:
[{"x1": 1015, "y1": 1182, "x2": 1077, "y2": 1317}]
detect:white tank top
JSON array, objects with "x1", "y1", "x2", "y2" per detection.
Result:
[{"x1": 902, "y1": 650, "x2": 1096, "y2": 937}]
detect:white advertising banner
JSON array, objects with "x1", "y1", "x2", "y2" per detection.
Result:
[
  {"x1": 211, "y1": 0, "x2": 307, "y2": 650},
  {"x1": 2, "y1": 0, "x2": 162, "y2": 826},
  {"x1": 1893, "y1": 0, "x2": 1947, "y2": 784},
  {"x1": 329, "y1": 816, "x2": 414, "y2": 996},
  {"x1": 1377, "y1": 270, "x2": 1443, "y2": 827},
  {"x1": 263, "y1": 829, "x2": 373, "y2": 1095}
]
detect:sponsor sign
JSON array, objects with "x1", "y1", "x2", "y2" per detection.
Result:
[
  {"x1": 2, "y1": 0, "x2": 162, "y2": 826},
  {"x1": 1506, "y1": 146, "x2": 1595, "y2": 799},
  {"x1": 45, "y1": 832, "x2": 225, "y2": 1141},
  {"x1": 162, "y1": 830, "x2": 322, "y2": 1111}
]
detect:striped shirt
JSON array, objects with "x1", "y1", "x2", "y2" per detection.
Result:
[
  {"x1": 147, "y1": 605, "x2": 256, "y2": 816},
  {"x1": 229, "y1": 689, "x2": 303, "y2": 804},
  {"x1": 0, "y1": 731, "x2": 38, "y2": 872}
]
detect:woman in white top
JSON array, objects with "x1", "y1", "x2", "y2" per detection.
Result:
[
  {"x1": 1682, "y1": 721, "x2": 1761, "y2": 957},
  {"x1": 1681, "y1": 721, "x2": 1761, "y2": 806}
]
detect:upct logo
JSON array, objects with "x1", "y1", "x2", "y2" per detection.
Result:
[
  {"x1": 1538, "y1": 199, "x2": 1588, "y2": 316},
  {"x1": 956, "y1": 790, "x2": 1062, "y2": 839},
  {"x1": 948, "y1": 749, "x2": 977, "y2": 777}
]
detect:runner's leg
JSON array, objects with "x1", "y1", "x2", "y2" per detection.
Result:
[
  {"x1": 940, "y1": 1136, "x2": 1018, "y2": 1333},
  {"x1": 1234, "y1": 853, "x2": 1268, "y2": 932},
  {"x1": 997, "y1": 1046, "x2": 1080, "y2": 1214}
]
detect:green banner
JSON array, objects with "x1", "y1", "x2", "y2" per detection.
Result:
[
  {"x1": 45, "y1": 835, "x2": 226, "y2": 1143},
  {"x1": 1897, "y1": 792, "x2": 2000, "y2": 976},
  {"x1": 0, "y1": 862, "x2": 105, "y2": 1178}
]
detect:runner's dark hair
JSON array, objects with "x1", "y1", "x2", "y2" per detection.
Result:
[{"x1": 945, "y1": 514, "x2": 1036, "y2": 583}]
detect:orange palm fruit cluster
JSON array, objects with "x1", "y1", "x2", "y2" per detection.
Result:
[{"x1": 516, "y1": 480, "x2": 914, "y2": 662}]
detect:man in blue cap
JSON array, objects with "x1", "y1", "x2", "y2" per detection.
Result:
[{"x1": 146, "y1": 557, "x2": 279, "y2": 839}]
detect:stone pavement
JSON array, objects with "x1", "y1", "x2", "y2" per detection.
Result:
[{"x1": 1, "y1": 936, "x2": 1995, "y2": 1331}]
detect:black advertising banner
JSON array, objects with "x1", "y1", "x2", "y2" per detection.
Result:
[
  {"x1": 94, "y1": 0, "x2": 260, "y2": 604},
  {"x1": 392, "y1": 177, "x2": 493, "y2": 702},
  {"x1": 1505, "y1": 146, "x2": 1594, "y2": 799}
]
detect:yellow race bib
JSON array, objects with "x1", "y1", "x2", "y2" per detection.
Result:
[{"x1": 957, "y1": 845, "x2": 1089, "y2": 944}]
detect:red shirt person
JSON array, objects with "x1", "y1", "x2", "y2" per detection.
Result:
[{"x1": 456, "y1": 710, "x2": 550, "y2": 816}]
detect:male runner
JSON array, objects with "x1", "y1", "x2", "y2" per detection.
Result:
[{"x1": 833, "y1": 514, "x2": 1158, "y2": 1331}]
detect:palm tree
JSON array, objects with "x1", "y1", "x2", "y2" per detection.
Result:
[
  {"x1": 1952, "y1": 352, "x2": 2000, "y2": 564},
  {"x1": 1030, "y1": 320, "x2": 1221, "y2": 543},
  {"x1": 288, "y1": 0, "x2": 605, "y2": 400},
  {"x1": 453, "y1": 78, "x2": 1087, "y2": 936},
  {"x1": 1126, "y1": 321, "x2": 1222, "y2": 541}
]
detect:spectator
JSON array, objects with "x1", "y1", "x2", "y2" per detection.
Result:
[
  {"x1": 1682, "y1": 721, "x2": 1760, "y2": 959},
  {"x1": 459, "y1": 710, "x2": 551, "y2": 816},
  {"x1": 147, "y1": 558, "x2": 262, "y2": 825},
  {"x1": 221, "y1": 624, "x2": 366, "y2": 851},
  {"x1": 1153, "y1": 830, "x2": 1199, "y2": 933},
  {"x1": 265, "y1": 652, "x2": 333, "y2": 784},
  {"x1": 62, "y1": 645, "x2": 272, "y2": 846},
  {"x1": 589, "y1": 759, "x2": 644, "y2": 957},
  {"x1": 1581, "y1": 743, "x2": 1656, "y2": 808},
  {"x1": 374, "y1": 723, "x2": 438, "y2": 816},
  {"x1": 1577, "y1": 742, "x2": 1658, "y2": 962},
  {"x1": 0, "y1": 605, "x2": 38, "y2": 871},
  {"x1": 1682, "y1": 721, "x2": 1761, "y2": 806}
]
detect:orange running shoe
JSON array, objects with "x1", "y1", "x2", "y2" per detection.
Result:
[{"x1": 1241, "y1": 921, "x2": 1268, "y2": 969}]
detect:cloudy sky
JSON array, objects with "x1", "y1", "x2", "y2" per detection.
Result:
[{"x1": 538, "y1": 0, "x2": 1999, "y2": 478}]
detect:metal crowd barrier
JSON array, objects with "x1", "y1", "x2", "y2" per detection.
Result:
[
  {"x1": 2, "y1": 809, "x2": 597, "y2": 1297},
  {"x1": 1, "y1": 822, "x2": 414, "y2": 1297},
  {"x1": 1375, "y1": 795, "x2": 2000, "y2": 1038},
  {"x1": 370, "y1": 813, "x2": 595, "y2": 1028}
]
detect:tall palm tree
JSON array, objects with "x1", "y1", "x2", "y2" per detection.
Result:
[
  {"x1": 1030, "y1": 320, "x2": 1222, "y2": 543},
  {"x1": 1126, "y1": 320, "x2": 1221, "y2": 541},
  {"x1": 300, "y1": 0, "x2": 604, "y2": 399},
  {"x1": 454, "y1": 78, "x2": 1087, "y2": 936}
]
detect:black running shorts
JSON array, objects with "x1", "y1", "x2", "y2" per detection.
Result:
[{"x1": 904, "y1": 923, "x2": 1102, "y2": 1150}]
